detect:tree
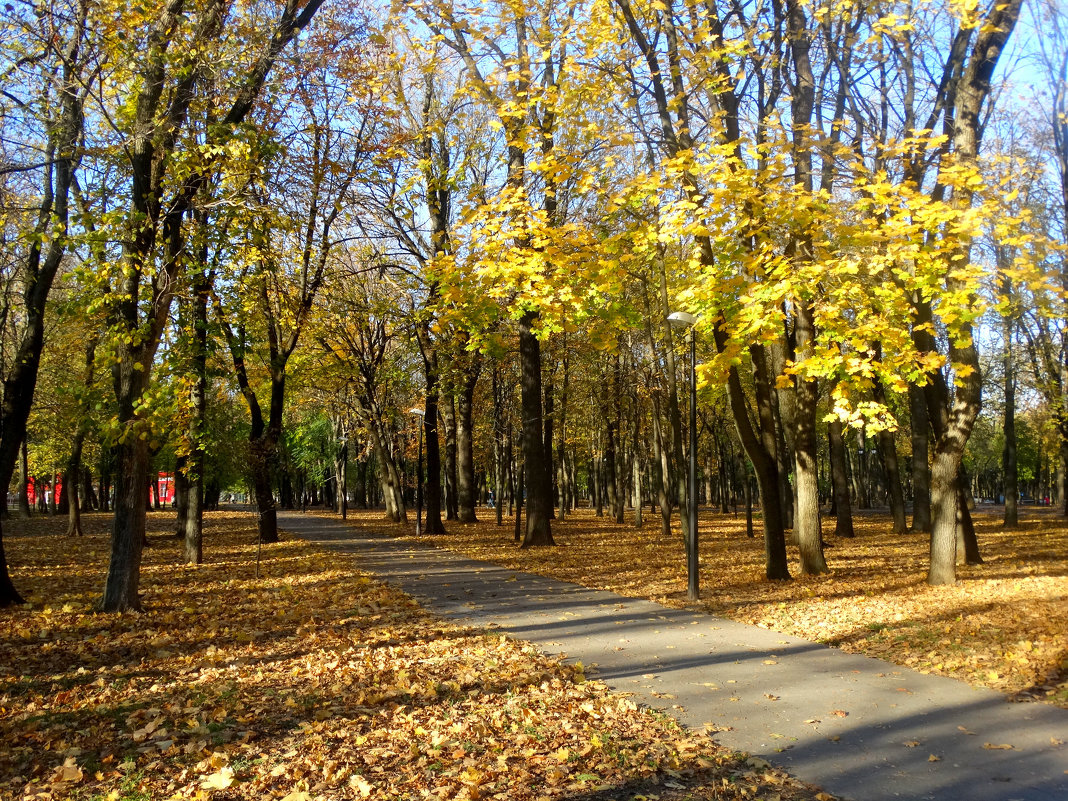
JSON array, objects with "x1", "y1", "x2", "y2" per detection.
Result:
[
  {"x1": 219, "y1": 13, "x2": 380, "y2": 543},
  {"x1": 94, "y1": 0, "x2": 326, "y2": 611},
  {"x1": 0, "y1": 0, "x2": 90, "y2": 605}
]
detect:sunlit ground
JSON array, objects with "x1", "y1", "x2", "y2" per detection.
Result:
[
  {"x1": 343, "y1": 503, "x2": 1068, "y2": 707},
  {"x1": 1, "y1": 510, "x2": 831, "y2": 801}
]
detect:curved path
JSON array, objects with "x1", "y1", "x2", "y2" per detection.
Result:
[{"x1": 279, "y1": 512, "x2": 1068, "y2": 801}]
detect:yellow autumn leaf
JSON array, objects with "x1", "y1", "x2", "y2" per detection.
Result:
[{"x1": 200, "y1": 767, "x2": 235, "y2": 790}]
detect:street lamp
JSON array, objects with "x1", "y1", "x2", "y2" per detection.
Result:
[
  {"x1": 409, "y1": 407, "x2": 425, "y2": 535},
  {"x1": 667, "y1": 310, "x2": 699, "y2": 601}
]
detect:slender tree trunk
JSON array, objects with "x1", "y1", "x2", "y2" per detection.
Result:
[
  {"x1": 1059, "y1": 419, "x2": 1068, "y2": 517},
  {"x1": 18, "y1": 441, "x2": 31, "y2": 519},
  {"x1": 652, "y1": 405, "x2": 672, "y2": 537},
  {"x1": 457, "y1": 362, "x2": 480, "y2": 522},
  {"x1": 605, "y1": 420, "x2": 619, "y2": 523},
  {"x1": 874, "y1": 406, "x2": 908, "y2": 534},
  {"x1": 514, "y1": 462, "x2": 524, "y2": 543},
  {"x1": 909, "y1": 384, "x2": 932, "y2": 533},
  {"x1": 742, "y1": 458, "x2": 754, "y2": 538},
  {"x1": 493, "y1": 369, "x2": 505, "y2": 526},
  {"x1": 543, "y1": 366, "x2": 555, "y2": 516},
  {"x1": 443, "y1": 394, "x2": 458, "y2": 521},
  {"x1": 519, "y1": 310, "x2": 553, "y2": 547},
  {"x1": 1003, "y1": 317, "x2": 1018, "y2": 528},
  {"x1": 556, "y1": 345, "x2": 569, "y2": 521},
  {"x1": 65, "y1": 441, "x2": 85, "y2": 537},
  {"x1": 828, "y1": 418, "x2": 855, "y2": 538},
  {"x1": 423, "y1": 388, "x2": 446, "y2": 535}
]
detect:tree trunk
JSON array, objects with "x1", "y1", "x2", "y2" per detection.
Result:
[
  {"x1": 174, "y1": 454, "x2": 189, "y2": 537},
  {"x1": 828, "y1": 418, "x2": 854, "y2": 538},
  {"x1": 875, "y1": 426, "x2": 907, "y2": 531},
  {"x1": 543, "y1": 366, "x2": 555, "y2": 516},
  {"x1": 513, "y1": 462, "x2": 524, "y2": 543},
  {"x1": 18, "y1": 441, "x2": 31, "y2": 519},
  {"x1": 457, "y1": 361, "x2": 480, "y2": 522},
  {"x1": 250, "y1": 439, "x2": 278, "y2": 544},
  {"x1": 1002, "y1": 314, "x2": 1018, "y2": 527},
  {"x1": 422, "y1": 388, "x2": 446, "y2": 535},
  {"x1": 101, "y1": 428, "x2": 151, "y2": 612},
  {"x1": 65, "y1": 438, "x2": 85, "y2": 537},
  {"x1": 519, "y1": 310, "x2": 553, "y2": 547},
  {"x1": 652, "y1": 405, "x2": 672, "y2": 537},
  {"x1": 909, "y1": 384, "x2": 932, "y2": 533},
  {"x1": 82, "y1": 468, "x2": 97, "y2": 511},
  {"x1": 443, "y1": 395, "x2": 458, "y2": 520},
  {"x1": 748, "y1": 345, "x2": 791, "y2": 579},
  {"x1": 605, "y1": 420, "x2": 619, "y2": 523},
  {"x1": 742, "y1": 458, "x2": 754, "y2": 538},
  {"x1": 793, "y1": 315, "x2": 828, "y2": 574},
  {"x1": 556, "y1": 343, "x2": 569, "y2": 521}
]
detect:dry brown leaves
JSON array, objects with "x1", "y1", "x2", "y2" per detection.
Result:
[
  {"x1": 1, "y1": 511, "x2": 830, "y2": 801},
  {"x1": 353, "y1": 505, "x2": 1068, "y2": 707}
]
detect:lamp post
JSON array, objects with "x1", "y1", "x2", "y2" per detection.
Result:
[
  {"x1": 667, "y1": 311, "x2": 699, "y2": 601},
  {"x1": 409, "y1": 407, "x2": 425, "y2": 535}
]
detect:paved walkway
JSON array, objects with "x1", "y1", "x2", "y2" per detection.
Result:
[{"x1": 279, "y1": 512, "x2": 1068, "y2": 801}]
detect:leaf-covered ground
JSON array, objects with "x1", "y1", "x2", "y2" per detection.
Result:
[
  {"x1": 349, "y1": 505, "x2": 1068, "y2": 707},
  {"x1": 1, "y1": 511, "x2": 834, "y2": 801}
]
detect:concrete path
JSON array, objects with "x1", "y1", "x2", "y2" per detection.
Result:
[{"x1": 278, "y1": 512, "x2": 1068, "y2": 801}]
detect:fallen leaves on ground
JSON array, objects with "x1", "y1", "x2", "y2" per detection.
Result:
[
  {"x1": 1, "y1": 511, "x2": 831, "y2": 801},
  {"x1": 345, "y1": 505, "x2": 1068, "y2": 707}
]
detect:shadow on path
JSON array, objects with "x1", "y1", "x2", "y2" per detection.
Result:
[{"x1": 280, "y1": 513, "x2": 1068, "y2": 801}]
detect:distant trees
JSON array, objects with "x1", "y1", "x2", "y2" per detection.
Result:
[{"x1": 1, "y1": 0, "x2": 1062, "y2": 609}]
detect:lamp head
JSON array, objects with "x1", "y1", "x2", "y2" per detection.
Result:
[{"x1": 667, "y1": 311, "x2": 698, "y2": 328}]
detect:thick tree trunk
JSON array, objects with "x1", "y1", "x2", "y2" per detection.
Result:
[
  {"x1": 748, "y1": 346, "x2": 791, "y2": 579},
  {"x1": 793, "y1": 298, "x2": 828, "y2": 574},
  {"x1": 0, "y1": 520, "x2": 24, "y2": 606},
  {"x1": 101, "y1": 431, "x2": 151, "y2": 612},
  {"x1": 519, "y1": 310, "x2": 553, "y2": 547},
  {"x1": 793, "y1": 390, "x2": 827, "y2": 573},
  {"x1": 250, "y1": 440, "x2": 278, "y2": 544},
  {"x1": 181, "y1": 464, "x2": 204, "y2": 564}
]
